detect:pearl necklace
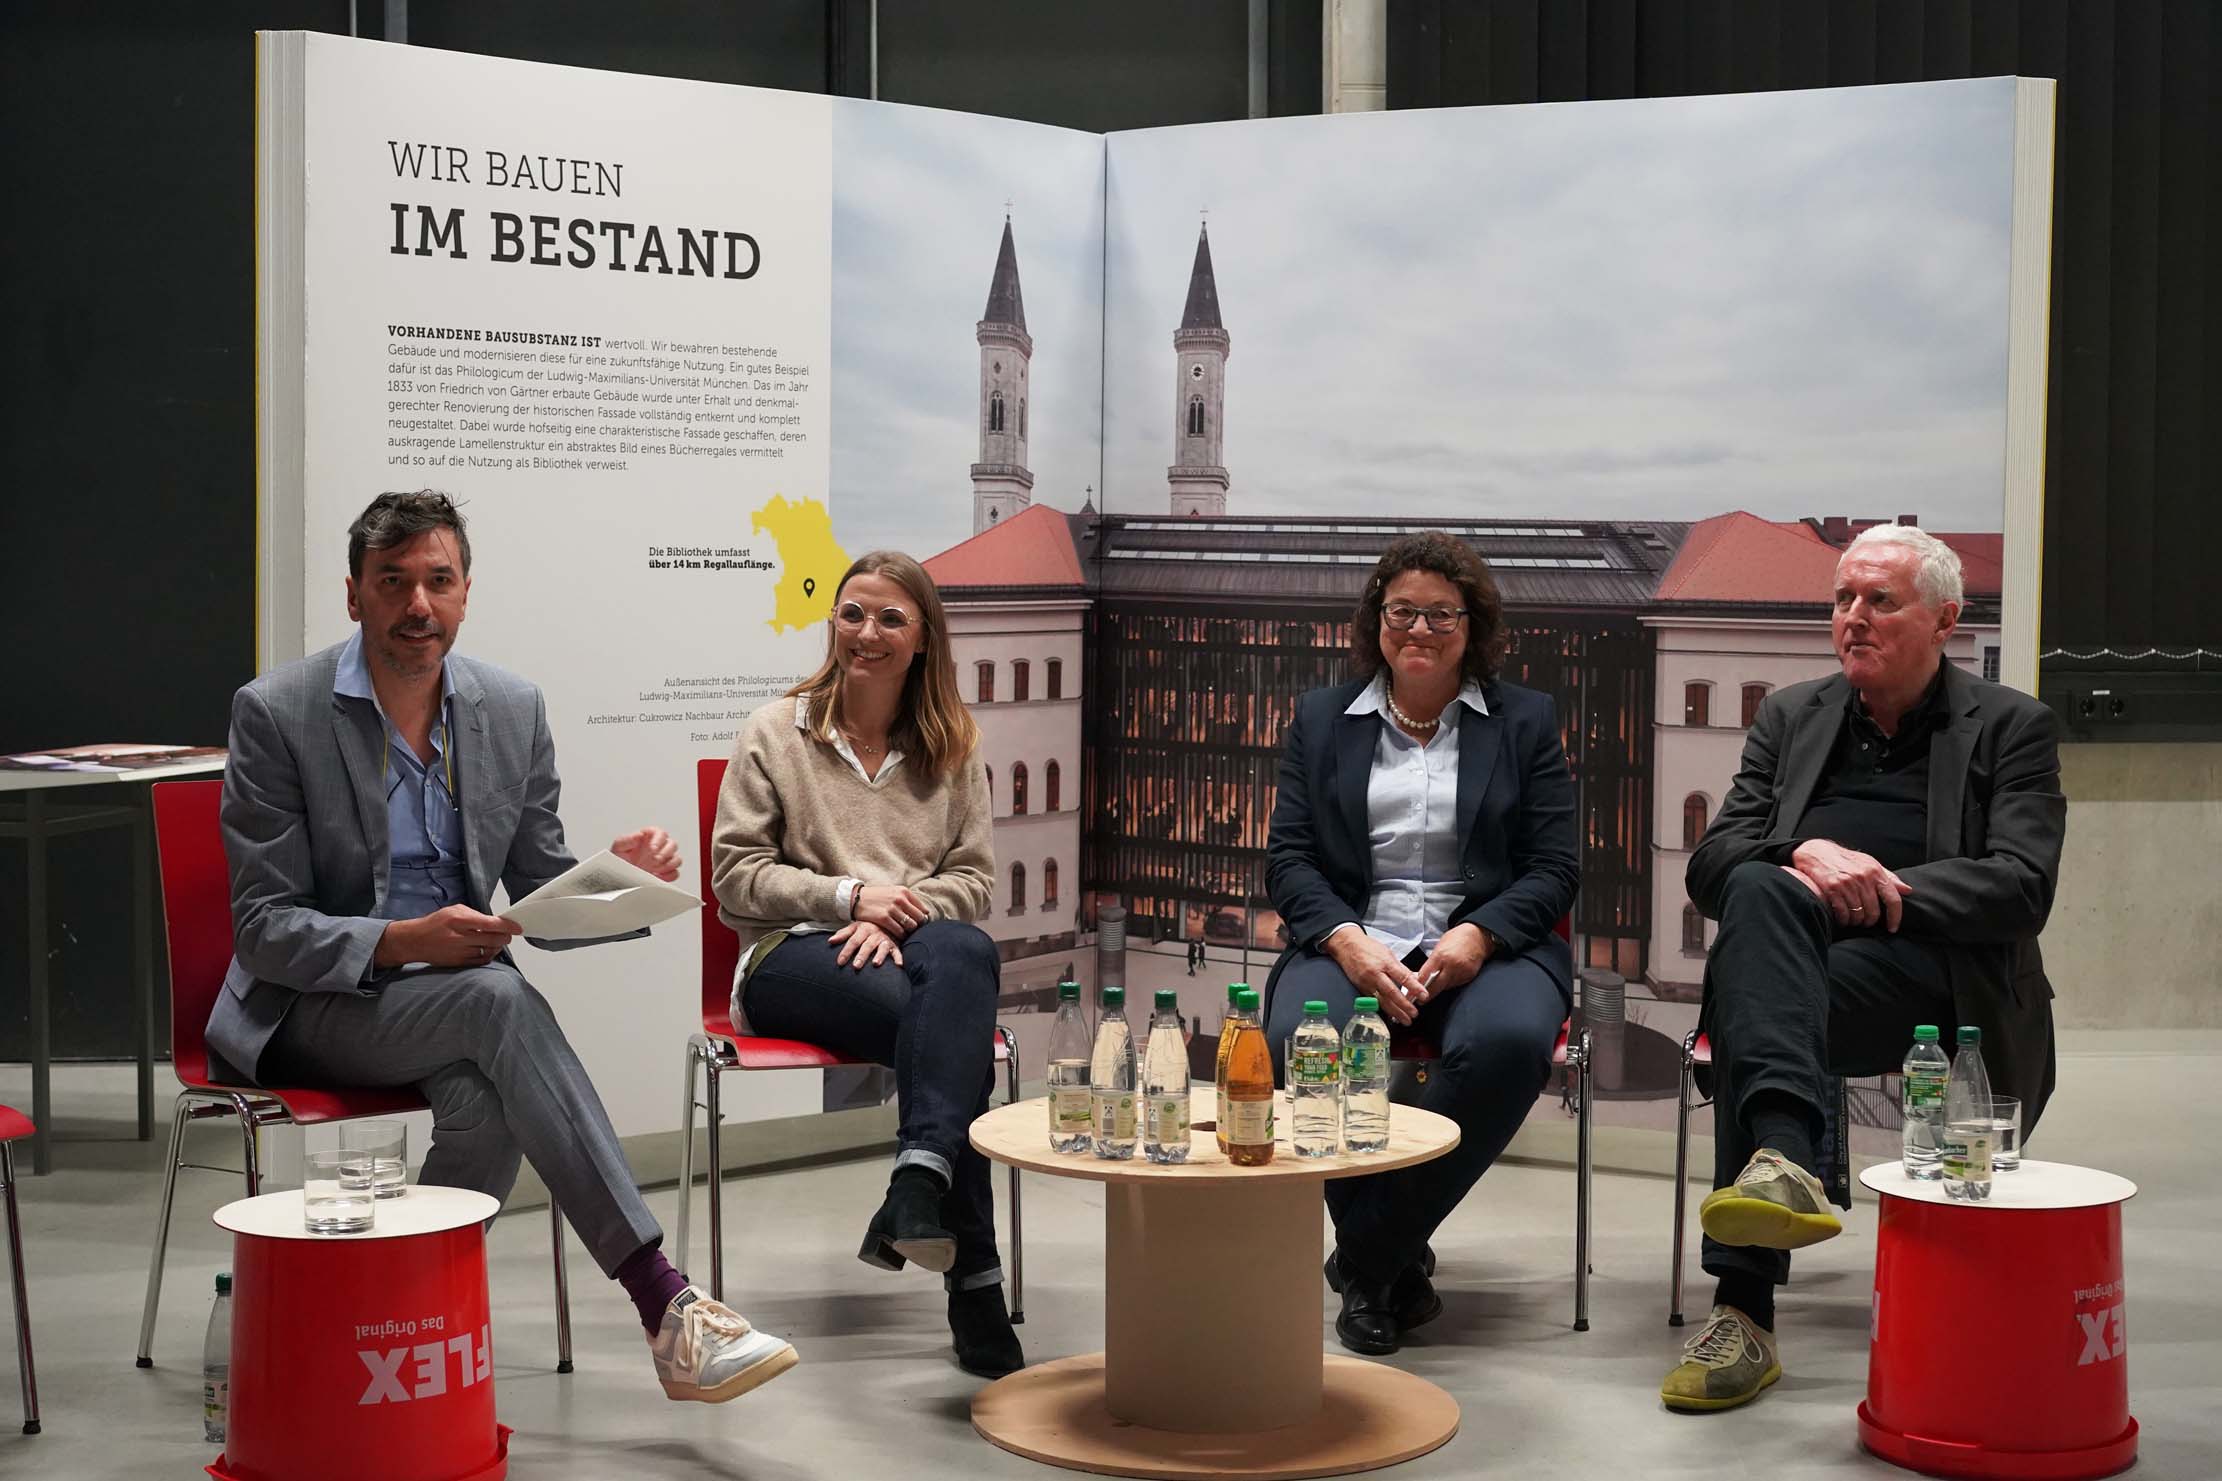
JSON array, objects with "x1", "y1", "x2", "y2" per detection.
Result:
[{"x1": 1384, "y1": 689, "x2": 1441, "y2": 734}]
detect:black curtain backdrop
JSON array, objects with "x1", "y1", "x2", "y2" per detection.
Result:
[{"x1": 1388, "y1": 0, "x2": 2221, "y2": 676}]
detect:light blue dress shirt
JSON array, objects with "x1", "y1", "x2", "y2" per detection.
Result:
[
  {"x1": 333, "y1": 630, "x2": 467, "y2": 923},
  {"x1": 1332, "y1": 674, "x2": 1490, "y2": 958}
]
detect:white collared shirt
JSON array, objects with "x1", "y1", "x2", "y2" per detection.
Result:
[{"x1": 1324, "y1": 674, "x2": 1489, "y2": 958}]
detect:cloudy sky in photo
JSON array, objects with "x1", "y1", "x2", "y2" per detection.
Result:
[
  {"x1": 1103, "y1": 78, "x2": 2019, "y2": 532},
  {"x1": 830, "y1": 99, "x2": 1105, "y2": 563}
]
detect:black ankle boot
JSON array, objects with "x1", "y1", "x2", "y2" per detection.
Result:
[
  {"x1": 859, "y1": 1166, "x2": 955, "y2": 1273},
  {"x1": 948, "y1": 1284, "x2": 1024, "y2": 1378}
]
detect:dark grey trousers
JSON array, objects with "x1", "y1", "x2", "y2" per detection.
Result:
[
  {"x1": 264, "y1": 962, "x2": 662, "y2": 1277},
  {"x1": 1701, "y1": 861, "x2": 1954, "y2": 1284}
]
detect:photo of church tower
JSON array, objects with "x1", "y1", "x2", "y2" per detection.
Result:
[
  {"x1": 1167, "y1": 225, "x2": 1229, "y2": 518},
  {"x1": 971, "y1": 218, "x2": 1035, "y2": 536}
]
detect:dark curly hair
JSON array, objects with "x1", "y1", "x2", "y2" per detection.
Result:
[{"x1": 1350, "y1": 532, "x2": 1507, "y2": 685}]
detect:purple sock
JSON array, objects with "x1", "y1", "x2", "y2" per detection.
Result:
[{"x1": 614, "y1": 1243, "x2": 691, "y2": 1335}]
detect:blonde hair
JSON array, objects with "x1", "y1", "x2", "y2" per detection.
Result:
[{"x1": 786, "y1": 550, "x2": 980, "y2": 778}]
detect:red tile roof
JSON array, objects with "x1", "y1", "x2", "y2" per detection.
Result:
[
  {"x1": 1654, "y1": 512, "x2": 1842, "y2": 604},
  {"x1": 1656, "y1": 513, "x2": 2003, "y2": 604},
  {"x1": 923, "y1": 503, "x2": 1087, "y2": 591}
]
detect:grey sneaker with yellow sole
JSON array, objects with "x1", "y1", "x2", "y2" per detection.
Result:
[
  {"x1": 1699, "y1": 1148, "x2": 1842, "y2": 1250},
  {"x1": 1660, "y1": 1304, "x2": 1781, "y2": 1412}
]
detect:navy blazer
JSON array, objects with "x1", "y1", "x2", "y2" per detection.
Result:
[{"x1": 1264, "y1": 676, "x2": 1580, "y2": 999}]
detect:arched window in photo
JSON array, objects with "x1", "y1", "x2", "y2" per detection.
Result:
[
  {"x1": 1046, "y1": 759, "x2": 1061, "y2": 812},
  {"x1": 1187, "y1": 396, "x2": 1206, "y2": 436},
  {"x1": 989, "y1": 389, "x2": 1005, "y2": 433},
  {"x1": 975, "y1": 661, "x2": 995, "y2": 703},
  {"x1": 1043, "y1": 858, "x2": 1060, "y2": 908},
  {"x1": 1009, "y1": 861, "x2": 1026, "y2": 913},
  {"x1": 1013, "y1": 660, "x2": 1030, "y2": 703},
  {"x1": 1683, "y1": 681, "x2": 1712, "y2": 728},
  {"x1": 1019, "y1": 398, "x2": 1027, "y2": 438},
  {"x1": 1741, "y1": 683, "x2": 1769, "y2": 729},
  {"x1": 1683, "y1": 792, "x2": 1709, "y2": 851},
  {"x1": 1047, "y1": 658, "x2": 1064, "y2": 700},
  {"x1": 1682, "y1": 902, "x2": 1706, "y2": 953},
  {"x1": 1012, "y1": 761, "x2": 1029, "y2": 816}
]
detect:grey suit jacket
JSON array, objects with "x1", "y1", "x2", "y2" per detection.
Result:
[
  {"x1": 210, "y1": 640, "x2": 608, "y2": 1082},
  {"x1": 1686, "y1": 662, "x2": 2066, "y2": 1129}
]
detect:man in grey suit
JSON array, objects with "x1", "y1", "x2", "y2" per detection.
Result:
[
  {"x1": 214, "y1": 490, "x2": 796, "y2": 1403},
  {"x1": 1660, "y1": 523, "x2": 2064, "y2": 1413}
]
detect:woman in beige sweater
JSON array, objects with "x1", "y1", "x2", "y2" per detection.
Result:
[{"x1": 710, "y1": 551, "x2": 1016, "y2": 1376}]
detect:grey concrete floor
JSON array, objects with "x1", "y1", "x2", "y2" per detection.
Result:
[{"x1": 3, "y1": 1032, "x2": 2217, "y2": 1480}]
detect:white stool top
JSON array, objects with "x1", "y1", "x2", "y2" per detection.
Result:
[
  {"x1": 214, "y1": 1185, "x2": 499, "y2": 1240},
  {"x1": 1861, "y1": 1159, "x2": 2136, "y2": 1210}
]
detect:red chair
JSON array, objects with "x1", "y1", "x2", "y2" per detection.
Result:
[
  {"x1": 140, "y1": 780, "x2": 574, "y2": 1370},
  {"x1": 676, "y1": 758, "x2": 1024, "y2": 1319},
  {"x1": 1383, "y1": 915, "x2": 1592, "y2": 1331},
  {"x1": 1, "y1": 1105, "x2": 39, "y2": 1434}
]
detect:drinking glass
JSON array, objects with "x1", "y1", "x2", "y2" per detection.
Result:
[
  {"x1": 304, "y1": 1149, "x2": 376, "y2": 1233},
  {"x1": 1990, "y1": 1095, "x2": 2022, "y2": 1171},
  {"x1": 343, "y1": 1120, "x2": 409, "y2": 1199}
]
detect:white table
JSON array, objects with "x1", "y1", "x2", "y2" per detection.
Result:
[
  {"x1": 969, "y1": 1086, "x2": 1463, "y2": 1480},
  {"x1": 2, "y1": 757, "x2": 226, "y2": 1172}
]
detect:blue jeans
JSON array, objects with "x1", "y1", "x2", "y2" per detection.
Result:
[
  {"x1": 1266, "y1": 944, "x2": 1567, "y2": 1285},
  {"x1": 743, "y1": 919, "x2": 1005, "y2": 1288}
]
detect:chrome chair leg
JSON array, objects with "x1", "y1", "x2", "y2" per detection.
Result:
[
  {"x1": 550, "y1": 1197, "x2": 573, "y2": 1373},
  {"x1": 996, "y1": 1026, "x2": 1024, "y2": 1325},
  {"x1": 1670, "y1": 1030, "x2": 1698, "y2": 1326},
  {"x1": 1573, "y1": 1028, "x2": 1593, "y2": 1333},
  {"x1": 228, "y1": 1095, "x2": 263, "y2": 1198},
  {"x1": 3, "y1": 1144, "x2": 37, "y2": 1434},
  {"x1": 675, "y1": 1036, "x2": 704, "y2": 1277},
  {"x1": 135, "y1": 1091, "x2": 195, "y2": 1367},
  {"x1": 704, "y1": 1052, "x2": 725, "y2": 1303}
]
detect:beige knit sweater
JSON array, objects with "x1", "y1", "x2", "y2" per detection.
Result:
[{"x1": 711, "y1": 696, "x2": 994, "y2": 970}]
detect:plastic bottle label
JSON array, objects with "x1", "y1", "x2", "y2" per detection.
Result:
[
  {"x1": 1051, "y1": 1088, "x2": 1093, "y2": 1132},
  {"x1": 1147, "y1": 1094, "x2": 1189, "y2": 1144},
  {"x1": 1291, "y1": 1046, "x2": 1339, "y2": 1085},
  {"x1": 203, "y1": 1377, "x2": 227, "y2": 1438},
  {"x1": 1940, "y1": 1126, "x2": 1993, "y2": 1180},
  {"x1": 1343, "y1": 1044, "x2": 1378, "y2": 1080},
  {"x1": 1224, "y1": 1098, "x2": 1274, "y2": 1145},
  {"x1": 1904, "y1": 1068, "x2": 1946, "y2": 1111},
  {"x1": 1094, "y1": 1091, "x2": 1136, "y2": 1140}
]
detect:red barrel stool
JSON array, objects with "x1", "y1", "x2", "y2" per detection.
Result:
[
  {"x1": 209, "y1": 1186, "x2": 510, "y2": 1481},
  {"x1": 1858, "y1": 1160, "x2": 2138, "y2": 1480}
]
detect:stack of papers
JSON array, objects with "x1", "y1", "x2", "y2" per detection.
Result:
[{"x1": 501, "y1": 850, "x2": 699, "y2": 940}]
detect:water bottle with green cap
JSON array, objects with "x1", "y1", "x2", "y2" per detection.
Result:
[
  {"x1": 1343, "y1": 997, "x2": 1392, "y2": 1152},
  {"x1": 1290, "y1": 999, "x2": 1342, "y2": 1158},
  {"x1": 1142, "y1": 987, "x2": 1191, "y2": 1163}
]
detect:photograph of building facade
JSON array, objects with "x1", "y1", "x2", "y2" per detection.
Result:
[{"x1": 925, "y1": 211, "x2": 2008, "y2": 1122}]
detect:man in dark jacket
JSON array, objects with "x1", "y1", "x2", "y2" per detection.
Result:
[{"x1": 1661, "y1": 524, "x2": 2064, "y2": 1413}]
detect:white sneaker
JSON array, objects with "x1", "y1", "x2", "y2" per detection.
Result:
[{"x1": 649, "y1": 1287, "x2": 798, "y2": 1403}]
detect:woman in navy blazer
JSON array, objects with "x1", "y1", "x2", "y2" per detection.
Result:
[{"x1": 1264, "y1": 532, "x2": 1579, "y2": 1356}]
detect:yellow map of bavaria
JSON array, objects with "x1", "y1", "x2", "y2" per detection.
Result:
[{"x1": 750, "y1": 494, "x2": 849, "y2": 633}]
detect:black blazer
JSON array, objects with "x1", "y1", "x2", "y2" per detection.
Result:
[
  {"x1": 1264, "y1": 676, "x2": 1580, "y2": 1001},
  {"x1": 1687, "y1": 663, "x2": 2065, "y2": 1130}
]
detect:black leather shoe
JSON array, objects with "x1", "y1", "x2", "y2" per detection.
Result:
[
  {"x1": 1335, "y1": 1275, "x2": 1402, "y2": 1356},
  {"x1": 859, "y1": 1167, "x2": 956, "y2": 1273},
  {"x1": 949, "y1": 1284, "x2": 1025, "y2": 1378},
  {"x1": 1324, "y1": 1246, "x2": 1441, "y2": 1330}
]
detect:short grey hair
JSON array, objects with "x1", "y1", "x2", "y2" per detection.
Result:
[{"x1": 1841, "y1": 523, "x2": 1962, "y2": 609}]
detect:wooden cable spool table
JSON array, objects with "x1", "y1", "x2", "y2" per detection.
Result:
[{"x1": 969, "y1": 1086, "x2": 1461, "y2": 1480}]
